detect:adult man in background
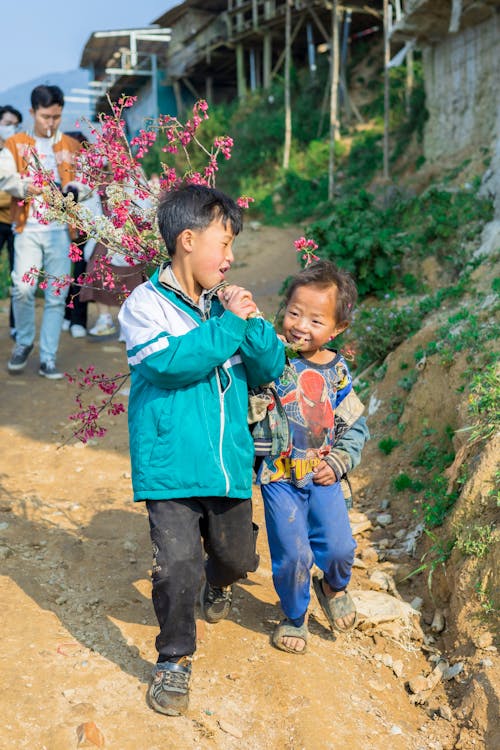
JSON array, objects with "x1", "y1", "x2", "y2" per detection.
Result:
[
  {"x1": 0, "y1": 85, "x2": 87, "y2": 379},
  {"x1": 0, "y1": 105, "x2": 23, "y2": 339}
]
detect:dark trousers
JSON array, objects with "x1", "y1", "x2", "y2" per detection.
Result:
[
  {"x1": 146, "y1": 496, "x2": 256, "y2": 661},
  {"x1": 64, "y1": 257, "x2": 88, "y2": 328},
  {"x1": 0, "y1": 221, "x2": 15, "y2": 329}
]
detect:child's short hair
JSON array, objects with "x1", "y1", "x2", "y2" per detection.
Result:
[
  {"x1": 31, "y1": 85, "x2": 65, "y2": 110},
  {"x1": 157, "y1": 184, "x2": 243, "y2": 256},
  {"x1": 285, "y1": 259, "x2": 358, "y2": 324}
]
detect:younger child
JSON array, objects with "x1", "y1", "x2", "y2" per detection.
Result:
[
  {"x1": 118, "y1": 184, "x2": 285, "y2": 715},
  {"x1": 259, "y1": 259, "x2": 369, "y2": 654}
]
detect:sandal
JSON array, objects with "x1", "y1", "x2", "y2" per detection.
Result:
[
  {"x1": 312, "y1": 575, "x2": 358, "y2": 633},
  {"x1": 272, "y1": 618, "x2": 308, "y2": 654}
]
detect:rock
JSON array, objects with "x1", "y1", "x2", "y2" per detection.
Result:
[
  {"x1": 350, "y1": 590, "x2": 419, "y2": 626},
  {"x1": 408, "y1": 675, "x2": 430, "y2": 694},
  {"x1": 443, "y1": 662, "x2": 464, "y2": 681},
  {"x1": 369, "y1": 570, "x2": 392, "y2": 590},
  {"x1": 410, "y1": 597, "x2": 424, "y2": 611},
  {"x1": 479, "y1": 658, "x2": 493, "y2": 668},
  {"x1": 0, "y1": 546, "x2": 12, "y2": 560},
  {"x1": 376, "y1": 513, "x2": 393, "y2": 527},
  {"x1": 382, "y1": 653, "x2": 393, "y2": 667},
  {"x1": 390, "y1": 724, "x2": 402, "y2": 735},
  {"x1": 430, "y1": 610, "x2": 446, "y2": 633},
  {"x1": 0, "y1": 522, "x2": 9, "y2": 531},
  {"x1": 76, "y1": 721, "x2": 105, "y2": 747},
  {"x1": 351, "y1": 520, "x2": 372, "y2": 535},
  {"x1": 380, "y1": 499, "x2": 390, "y2": 510},
  {"x1": 218, "y1": 719, "x2": 243, "y2": 739},
  {"x1": 438, "y1": 705, "x2": 453, "y2": 722},
  {"x1": 392, "y1": 659, "x2": 404, "y2": 678},
  {"x1": 476, "y1": 632, "x2": 493, "y2": 649},
  {"x1": 360, "y1": 547, "x2": 379, "y2": 562},
  {"x1": 352, "y1": 557, "x2": 367, "y2": 569}
]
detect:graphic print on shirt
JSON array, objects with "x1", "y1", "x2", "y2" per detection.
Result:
[{"x1": 264, "y1": 356, "x2": 352, "y2": 487}]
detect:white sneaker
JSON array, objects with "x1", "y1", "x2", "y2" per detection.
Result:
[
  {"x1": 62, "y1": 319, "x2": 71, "y2": 332},
  {"x1": 70, "y1": 324, "x2": 87, "y2": 338},
  {"x1": 88, "y1": 314, "x2": 117, "y2": 337}
]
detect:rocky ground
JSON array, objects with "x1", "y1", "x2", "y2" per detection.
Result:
[{"x1": 0, "y1": 224, "x2": 497, "y2": 749}]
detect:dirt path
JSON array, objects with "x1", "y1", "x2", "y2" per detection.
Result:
[{"x1": 0, "y1": 226, "x2": 461, "y2": 749}]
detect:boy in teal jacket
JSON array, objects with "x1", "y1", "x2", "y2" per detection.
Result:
[{"x1": 118, "y1": 184, "x2": 285, "y2": 717}]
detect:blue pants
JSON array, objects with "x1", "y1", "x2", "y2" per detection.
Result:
[
  {"x1": 261, "y1": 480, "x2": 356, "y2": 621},
  {"x1": 12, "y1": 227, "x2": 71, "y2": 362}
]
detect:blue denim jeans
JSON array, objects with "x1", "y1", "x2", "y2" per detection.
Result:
[
  {"x1": 12, "y1": 227, "x2": 71, "y2": 362},
  {"x1": 262, "y1": 480, "x2": 356, "y2": 621}
]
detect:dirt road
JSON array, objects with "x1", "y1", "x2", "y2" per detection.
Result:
[{"x1": 0, "y1": 226, "x2": 466, "y2": 749}]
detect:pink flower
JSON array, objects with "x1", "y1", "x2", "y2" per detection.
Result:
[{"x1": 237, "y1": 196, "x2": 255, "y2": 209}]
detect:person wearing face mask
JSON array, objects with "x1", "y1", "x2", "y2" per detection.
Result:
[
  {"x1": 0, "y1": 85, "x2": 88, "y2": 379},
  {"x1": 0, "y1": 105, "x2": 23, "y2": 339}
]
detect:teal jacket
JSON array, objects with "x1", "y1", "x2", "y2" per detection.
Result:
[{"x1": 118, "y1": 265, "x2": 285, "y2": 501}]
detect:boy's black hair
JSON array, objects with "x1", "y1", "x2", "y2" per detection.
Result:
[
  {"x1": 157, "y1": 184, "x2": 243, "y2": 256},
  {"x1": 285, "y1": 259, "x2": 358, "y2": 324},
  {"x1": 30, "y1": 85, "x2": 64, "y2": 111},
  {"x1": 0, "y1": 105, "x2": 22, "y2": 124}
]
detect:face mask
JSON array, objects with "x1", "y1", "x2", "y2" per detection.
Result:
[{"x1": 0, "y1": 124, "x2": 16, "y2": 141}]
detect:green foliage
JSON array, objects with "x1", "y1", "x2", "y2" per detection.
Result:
[
  {"x1": 401, "y1": 528, "x2": 455, "y2": 593},
  {"x1": 345, "y1": 132, "x2": 383, "y2": 187},
  {"x1": 456, "y1": 524, "x2": 495, "y2": 559},
  {"x1": 412, "y1": 440, "x2": 454, "y2": 473},
  {"x1": 421, "y1": 475, "x2": 459, "y2": 528},
  {"x1": 398, "y1": 371, "x2": 418, "y2": 392},
  {"x1": 307, "y1": 190, "x2": 403, "y2": 296},
  {"x1": 462, "y1": 363, "x2": 500, "y2": 445},
  {"x1": 378, "y1": 436, "x2": 400, "y2": 455},
  {"x1": 392, "y1": 473, "x2": 423, "y2": 492}
]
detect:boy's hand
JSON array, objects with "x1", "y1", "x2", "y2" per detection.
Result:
[
  {"x1": 218, "y1": 285, "x2": 258, "y2": 320},
  {"x1": 312, "y1": 460, "x2": 336, "y2": 485}
]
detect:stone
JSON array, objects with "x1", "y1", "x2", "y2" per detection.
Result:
[
  {"x1": 430, "y1": 610, "x2": 446, "y2": 633},
  {"x1": 438, "y1": 705, "x2": 453, "y2": 722},
  {"x1": 369, "y1": 570, "x2": 392, "y2": 591},
  {"x1": 360, "y1": 547, "x2": 379, "y2": 562},
  {"x1": 218, "y1": 719, "x2": 243, "y2": 739},
  {"x1": 76, "y1": 722, "x2": 105, "y2": 747},
  {"x1": 392, "y1": 660, "x2": 404, "y2": 678},
  {"x1": 443, "y1": 662, "x2": 464, "y2": 681},
  {"x1": 350, "y1": 590, "x2": 419, "y2": 626},
  {"x1": 408, "y1": 675, "x2": 430, "y2": 694},
  {"x1": 376, "y1": 513, "x2": 393, "y2": 527},
  {"x1": 410, "y1": 597, "x2": 424, "y2": 611}
]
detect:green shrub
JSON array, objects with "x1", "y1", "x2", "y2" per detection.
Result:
[{"x1": 378, "y1": 437, "x2": 400, "y2": 455}]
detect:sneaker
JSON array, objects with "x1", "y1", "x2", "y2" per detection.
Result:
[
  {"x1": 148, "y1": 658, "x2": 192, "y2": 716},
  {"x1": 200, "y1": 581, "x2": 234, "y2": 624},
  {"x1": 38, "y1": 361, "x2": 64, "y2": 380},
  {"x1": 61, "y1": 319, "x2": 71, "y2": 332},
  {"x1": 7, "y1": 343, "x2": 33, "y2": 373},
  {"x1": 88, "y1": 314, "x2": 116, "y2": 337},
  {"x1": 70, "y1": 324, "x2": 87, "y2": 338}
]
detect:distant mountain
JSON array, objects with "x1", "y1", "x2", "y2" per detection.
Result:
[{"x1": 0, "y1": 69, "x2": 94, "y2": 131}]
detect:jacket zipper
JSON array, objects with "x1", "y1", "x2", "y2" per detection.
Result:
[{"x1": 215, "y1": 368, "x2": 230, "y2": 495}]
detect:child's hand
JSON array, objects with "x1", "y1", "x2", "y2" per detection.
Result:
[
  {"x1": 312, "y1": 460, "x2": 336, "y2": 485},
  {"x1": 218, "y1": 285, "x2": 258, "y2": 320}
]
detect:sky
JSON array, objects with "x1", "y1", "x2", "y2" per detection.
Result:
[{"x1": 0, "y1": 0, "x2": 180, "y2": 94}]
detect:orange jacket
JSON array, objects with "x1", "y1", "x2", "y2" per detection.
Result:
[{"x1": 2, "y1": 132, "x2": 82, "y2": 233}]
